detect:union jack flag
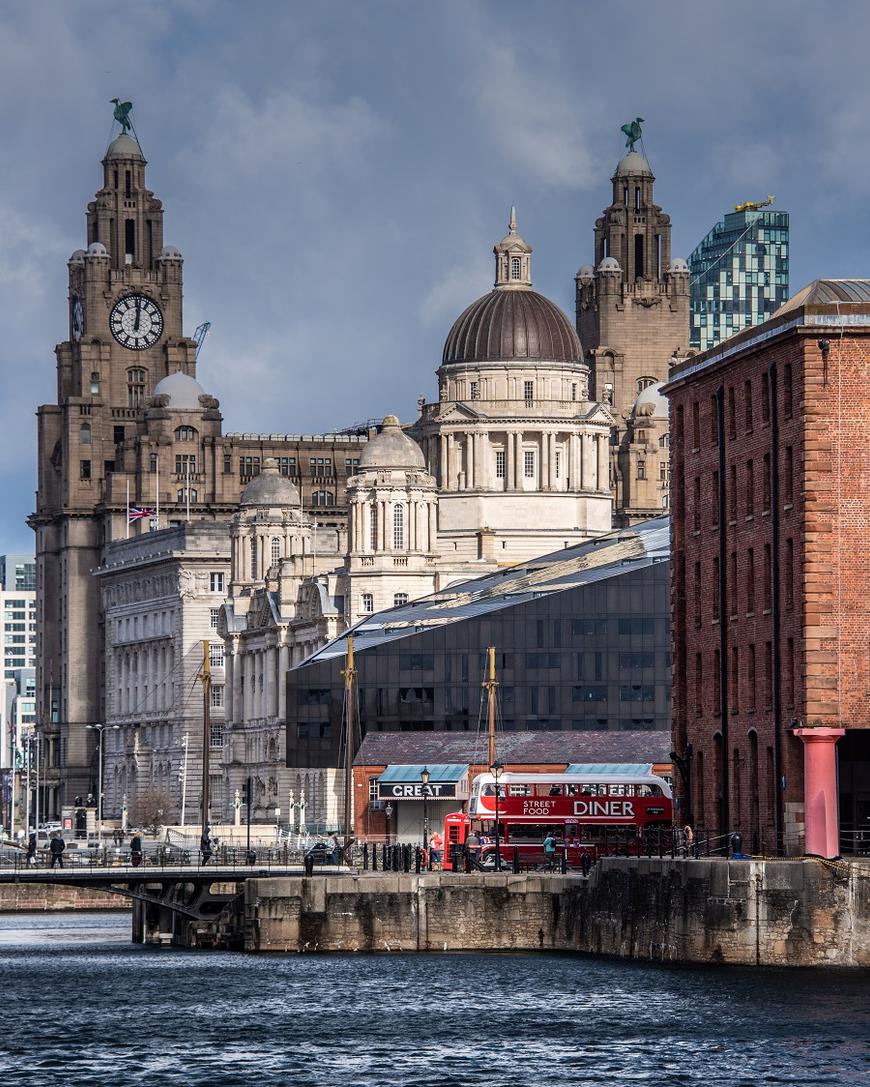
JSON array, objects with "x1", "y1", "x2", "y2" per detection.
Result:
[{"x1": 128, "y1": 506, "x2": 156, "y2": 523}]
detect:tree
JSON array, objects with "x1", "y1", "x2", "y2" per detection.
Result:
[{"x1": 135, "y1": 788, "x2": 176, "y2": 834}]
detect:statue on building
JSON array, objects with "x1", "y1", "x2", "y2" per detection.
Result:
[
  {"x1": 110, "y1": 98, "x2": 134, "y2": 134},
  {"x1": 620, "y1": 117, "x2": 644, "y2": 152}
]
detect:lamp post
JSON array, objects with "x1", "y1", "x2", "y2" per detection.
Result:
[
  {"x1": 385, "y1": 803, "x2": 393, "y2": 845},
  {"x1": 420, "y1": 767, "x2": 430, "y2": 858},
  {"x1": 490, "y1": 761, "x2": 504, "y2": 871},
  {"x1": 86, "y1": 723, "x2": 119, "y2": 845}
]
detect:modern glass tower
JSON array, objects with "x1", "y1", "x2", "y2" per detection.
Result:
[{"x1": 689, "y1": 205, "x2": 789, "y2": 351}]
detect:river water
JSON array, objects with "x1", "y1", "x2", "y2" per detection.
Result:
[{"x1": 0, "y1": 912, "x2": 867, "y2": 1086}]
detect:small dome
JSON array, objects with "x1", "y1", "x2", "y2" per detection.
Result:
[
  {"x1": 634, "y1": 381, "x2": 669, "y2": 418},
  {"x1": 443, "y1": 288, "x2": 581, "y2": 365},
  {"x1": 669, "y1": 257, "x2": 689, "y2": 274},
  {"x1": 86, "y1": 242, "x2": 108, "y2": 258},
  {"x1": 151, "y1": 370, "x2": 205, "y2": 410},
  {"x1": 615, "y1": 151, "x2": 652, "y2": 177},
  {"x1": 158, "y1": 246, "x2": 182, "y2": 261},
  {"x1": 68, "y1": 249, "x2": 86, "y2": 265},
  {"x1": 577, "y1": 264, "x2": 595, "y2": 281},
  {"x1": 597, "y1": 256, "x2": 621, "y2": 273},
  {"x1": 105, "y1": 134, "x2": 144, "y2": 160},
  {"x1": 358, "y1": 417, "x2": 426, "y2": 470},
  {"x1": 240, "y1": 458, "x2": 300, "y2": 507}
]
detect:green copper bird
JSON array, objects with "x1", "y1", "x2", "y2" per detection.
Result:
[
  {"x1": 111, "y1": 98, "x2": 133, "y2": 134},
  {"x1": 621, "y1": 118, "x2": 644, "y2": 152}
]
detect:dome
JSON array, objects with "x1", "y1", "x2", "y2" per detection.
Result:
[
  {"x1": 151, "y1": 370, "x2": 205, "y2": 410},
  {"x1": 68, "y1": 249, "x2": 86, "y2": 265},
  {"x1": 597, "y1": 256, "x2": 621, "y2": 273},
  {"x1": 86, "y1": 242, "x2": 108, "y2": 258},
  {"x1": 634, "y1": 381, "x2": 669, "y2": 418},
  {"x1": 358, "y1": 416, "x2": 426, "y2": 470},
  {"x1": 615, "y1": 151, "x2": 652, "y2": 177},
  {"x1": 158, "y1": 246, "x2": 182, "y2": 261},
  {"x1": 577, "y1": 264, "x2": 595, "y2": 281},
  {"x1": 443, "y1": 289, "x2": 581, "y2": 365},
  {"x1": 105, "y1": 134, "x2": 144, "y2": 160},
  {"x1": 240, "y1": 458, "x2": 300, "y2": 507},
  {"x1": 669, "y1": 257, "x2": 689, "y2": 273}
]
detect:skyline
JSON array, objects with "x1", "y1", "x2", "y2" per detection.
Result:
[{"x1": 3, "y1": 0, "x2": 870, "y2": 549}]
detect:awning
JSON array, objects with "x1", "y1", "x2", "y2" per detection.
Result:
[
  {"x1": 376, "y1": 763, "x2": 469, "y2": 801},
  {"x1": 565, "y1": 763, "x2": 654, "y2": 776}
]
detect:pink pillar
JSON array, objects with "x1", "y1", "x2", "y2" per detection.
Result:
[{"x1": 793, "y1": 727, "x2": 845, "y2": 859}]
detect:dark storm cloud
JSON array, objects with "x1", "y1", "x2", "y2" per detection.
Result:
[{"x1": 1, "y1": 0, "x2": 869, "y2": 548}]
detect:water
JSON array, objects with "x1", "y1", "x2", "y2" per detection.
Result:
[{"x1": 0, "y1": 912, "x2": 867, "y2": 1086}]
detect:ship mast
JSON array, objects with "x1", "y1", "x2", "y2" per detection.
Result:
[
  {"x1": 341, "y1": 637, "x2": 357, "y2": 849},
  {"x1": 483, "y1": 646, "x2": 498, "y2": 767}
]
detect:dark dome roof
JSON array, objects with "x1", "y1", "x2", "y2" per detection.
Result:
[{"x1": 443, "y1": 288, "x2": 581, "y2": 365}]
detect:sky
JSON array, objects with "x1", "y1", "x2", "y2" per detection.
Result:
[{"x1": 2, "y1": 0, "x2": 870, "y2": 551}]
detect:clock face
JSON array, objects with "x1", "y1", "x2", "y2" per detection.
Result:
[
  {"x1": 71, "y1": 296, "x2": 84, "y2": 341},
  {"x1": 109, "y1": 293, "x2": 164, "y2": 350}
]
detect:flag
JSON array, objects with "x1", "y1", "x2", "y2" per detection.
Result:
[{"x1": 128, "y1": 506, "x2": 155, "y2": 523}]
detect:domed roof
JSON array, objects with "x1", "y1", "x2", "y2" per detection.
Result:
[
  {"x1": 443, "y1": 289, "x2": 581, "y2": 365},
  {"x1": 615, "y1": 151, "x2": 652, "y2": 177},
  {"x1": 158, "y1": 245, "x2": 182, "y2": 261},
  {"x1": 669, "y1": 257, "x2": 689, "y2": 273},
  {"x1": 86, "y1": 242, "x2": 108, "y2": 258},
  {"x1": 151, "y1": 370, "x2": 205, "y2": 410},
  {"x1": 577, "y1": 264, "x2": 595, "y2": 280},
  {"x1": 69, "y1": 249, "x2": 86, "y2": 265},
  {"x1": 105, "y1": 134, "x2": 144, "y2": 160},
  {"x1": 597, "y1": 256, "x2": 621, "y2": 273},
  {"x1": 358, "y1": 416, "x2": 426, "y2": 470},
  {"x1": 240, "y1": 458, "x2": 300, "y2": 507},
  {"x1": 634, "y1": 382, "x2": 669, "y2": 418}
]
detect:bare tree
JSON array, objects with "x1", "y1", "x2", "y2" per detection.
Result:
[{"x1": 136, "y1": 788, "x2": 176, "y2": 834}]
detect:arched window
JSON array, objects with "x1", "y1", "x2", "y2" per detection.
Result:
[
  {"x1": 175, "y1": 425, "x2": 198, "y2": 442},
  {"x1": 392, "y1": 504, "x2": 404, "y2": 549},
  {"x1": 271, "y1": 537, "x2": 281, "y2": 565},
  {"x1": 393, "y1": 593, "x2": 409, "y2": 607},
  {"x1": 370, "y1": 504, "x2": 378, "y2": 551},
  {"x1": 79, "y1": 423, "x2": 91, "y2": 444},
  {"x1": 250, "y1": 537, "x2": 258, "y2": 580},
  {"x1": 637, "y1": 377, "x2": 656, "y2": 393},
  {"x1": 176, "y1": 487, "x2": 197, "y2": 502},
  {"x1": 311, "y1": 490, "x2": 334, "y2": 507},
  {"x1": 510, "y1": 256, "x2": 521, "y2": 280},
  {"x1": 361, "y1": 592, "x2": 374, "y2": 613},
  {"x1": 658, "y1": 433, "x2": 669, "y2": 448},
  {"x1": 127, "y1": 368, "x2": 147, "y2": 408}
]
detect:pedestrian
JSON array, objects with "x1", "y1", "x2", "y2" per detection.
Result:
[
  {"x1": 543, "y1": 831, "x2": 557, "y2": 870},
  {"x1": 465, "y1": 828, "x2": 481, "y2": 870},
  {"x1": 49, "y1": 833, "x2": 65, "y2": 869},
  {"x1": 683, "y1": 824, "x2": 695, "y2": 858},
  {"x1": 130, "y1": 833, "x2": 143, "y2": 867},
  {"x1": 429, "y1": 830, "x2": 443, "y2": 869},
  {"x1": 200, "y1": 833, "x2": 212, "y2": 865},
  {"x1": 26, "y1": 832, "x2": 37, "y2": 867},
  {"x1": 327, "y1": 833, "x2": 340, "y2": 865}
]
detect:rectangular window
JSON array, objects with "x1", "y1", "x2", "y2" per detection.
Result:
[
  {"x1": 784, "y1": 446, "x2": 794, "y2": 504},
  {"x1": 711, "y1": 471, "x2": 719, "y2": 526},
  {"x1": 393, "y1": 593, "x2": 409, "y2": 607},
  {"x1": 524, "y1": 381, "x2": 534, "y2": 405},
  {"x1": 344, "y1": 458, "x2": 359, "y2": 476},
  {"x1": 223, "y1": 454, "x2": 232, "y2": 474},
  {"x1": 712, "y1": 556, "x2": 720, "y2": 620},
  {"x1": 764, "y1": 641, "x2": 773, "y2": 707},
  {"x1": 762, "y1": 453, "x2": 771, "y2": 511},
  {"x1": 210, "y1": 607, "x2": 220, "y2": 630},
  {"x1": 783, "y1": 363, "x2": 793, "y2": 419},
  {"x1": 80, "y1": 460, "x2": 91, "y2": 480},
  {"x1": 619, "y1": 685, "x2": 654, "y2": 702},
  {"x1": 554, "y1": 451, "x2": 562, "y2": 478},
  {"x1": 786, "y1": 637, "x2": 795, "y2": 706},
  {"x1": 747, "y1": 644, "x2": 756, "y2": 709},
  {"x1": 572, "y1": 685, "x2": 608, "y2": 703},
  {"x1": 495, "y1": 450, "x2": 506, "y2": 479},
  {"x1": 710, "y1": 395, "x2": 718, "y2": 443},
  {"x1": 785, "y1": 538, "x2": 794, "y2": 609},
  {"x1": 210, "y1": 684, "x2": 224, "y2": 708},
  {"x1": 470, "y1": 381, "x2": 479, "y2": 400},
  {"x1": 729, "y1": 463, "x2": 737, "y2": 521},
  {"x1": 636, "y1": 460, "x2": 646, "y2": 480},
  {"x1": 763, "y1": 544, "x2": 772, "y2": 611},
  {"x1": 277, "y1": 456, "x2": 297, "y2": 476},
  {"x1": 209, "y1": 643, "x2": 225, "y2": 668},
  {"x1": 746, "y1": 460, "x2": 754, "y2": 517},
  {"x1": 571, "y1": 383, "x2": 577, "y2": 401},
  {"x1": 746, "y1": 548, "x2": 755, "y2": 613},
  {"x1": 523, "y1": 450, "x2": 535, "y2": 478},
  {"x1": 659, "y1": 461, "x2": 668, "y2": 482},
  {"x1": 113, "y1": 425, "x2": 125, "y2": 445},
  {"x1": 210, "y1": 572, "x2": 224, "y2": 593},
  {"x1": 713, "y1": 649, "x2": 721, "y2": 715},
  {"x1": 744, "y1": 379, "x2": 753, "y2": 431},
  {"x1": 693, "y1": 561, "x2": 702, "y2": 628},
  {"x1": 310, "y1": 457, "x2": 333, "y2": 477},
  {"x1": 728, "y1": 386, "x2": 736, "y2": 439},
  {"x1": 729, "y1": 550, "x2": 737, "y2": 617},
  {"x1": 761, "y1": 373, "x2": 770, "y2": 423},
  {"x1": 691, "y1": 402, "x2": 700, "y2": 449},
  {"x1": 361, "y1": 593, "x2": 374, "y2": 613},
  {"x1": 693, "y1": 477, "x2": 701, "y2": 531},
  {"x1": 239, "y1": 455, "x2": 260, "y2": 482},
  {"x1": 209, "y1": 720, "x2": 223, "y2": 747},
  {"x1": 617, "y1": 618, "x2": 655, "y2": 636},
  {"x1": 175, "y1": 454, "x2": 196, "y2": 475},
  {"x1": 730, "y1": 646, "x2": 739, "y2": 713}
]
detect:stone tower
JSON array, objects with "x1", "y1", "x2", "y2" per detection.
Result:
[
  {"x1": 29, "y1": 126, "x2": 199, "y2": 814},
  {"x1": 575, "y1": 147, "x2": 690, "y2": 423}
]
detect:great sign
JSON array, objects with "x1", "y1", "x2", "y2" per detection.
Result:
[{"x1": 376, "y1": 782, "x2": 458, "y2": 800}]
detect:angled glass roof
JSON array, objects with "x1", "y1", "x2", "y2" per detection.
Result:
[
  {"x1": 565, "y1": 763, "x2": 654, "y2": 776},
  {"x1": 296, "y1": 517, "x2": 670, "y2": 667},
  {"x1": 378, "y1": 764, "x2": 467, "y2": 783}
]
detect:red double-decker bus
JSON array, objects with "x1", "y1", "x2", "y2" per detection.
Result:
[{"x1": 442, "y1": 767, "x2": 673, "y2": 870}]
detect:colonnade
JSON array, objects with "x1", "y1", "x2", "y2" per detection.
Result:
[
  {"x1": 226, "y1": 639, "x2": 292, "y2": 724},
  {"x1": 349, "y1": 495, "x2": 437, "y2": 554}
]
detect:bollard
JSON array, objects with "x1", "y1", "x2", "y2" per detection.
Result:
[
  {"x1": 581, "y1": 851, "x2": 592, "y2": 877},
  {"x1": 415, "y1": 847, "x2": 422, "y2": 874},
  {"x1": 404, "y1": 844, "x2": 412, "y2": 873},
  {"x1": 512, "y1": 847, "x2": 520, "y2": 874},
  {"x1": 372, "y1": 843, "x2": 377, "y2": 871},
  {"x1": 304, "y1": 854, "x2": 314, "y2": 877},
  {"x1": 362, "y1": 843, "x2": 369, "y2": 871},
  {"x1": 560, "y1": 849, "x2": 567, "y2": 875}
]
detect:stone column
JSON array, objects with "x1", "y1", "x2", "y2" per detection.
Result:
[
  {"x1": 550, "y1": 433, "x2": 559, "y2": 489},
  {"x1": 447, "y1": 434, "x2": 456, "y2": 490},
  {"x1": 378, "y1": 500, "x2": 386, "y2": 551},
  {"x1": 597, "y1": 433, "x2": 609, "y2": 491},
  {"x1": 793, "y1": 727, "x2": 846, "y2": 858},
  {"x1": 515, "y1": 431, "x2": 524, "y2": 488},
  {"x1": 541, "y1": 431, "x2": 549, "y2": 491},
  {"x1": 225, "y1": 652, "x2": 235, "y2": 723},
  {"x1": 570, "y1": 434, "x2": 580, "y2": 491},
  {"x1": 278, "y1": 643, "x2": 289, "y2": 720},
  {"x1": 507, "y1": 431, "x2": 515, "y2": 490},
  {"x1": 466, "y1": 435, "x2": 474, "y2": 490},
  {"x1": 439, "y1": 434, "x2": 447, "y2": 488}
]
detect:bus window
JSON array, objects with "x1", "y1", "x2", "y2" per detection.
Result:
[
  {"x1": 565, "y1": 784, "x2": 579, "y2": 796},
  {"x1": 636, "y1": 784, "x2": 661, "y2": 797},
  {"x1": 610, "y1": 783, "x2": 635, "y2": 797},
  {"x1": 505, "y1": 823, "x2": 563, "y2": 843},
  {"x1": 579, "y1": 783, "x2": 605, "y2": 796},
  {"x1": 535, "y1": 784, "x2": 562, "y2": 796},
  {"x1": 508, "y1": 784, "x2": 532, "y2": 797}
]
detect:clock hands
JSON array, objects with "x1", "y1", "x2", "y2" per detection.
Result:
[{"x1": 134, "y1": 298, "x2": 141, "y2": 333}]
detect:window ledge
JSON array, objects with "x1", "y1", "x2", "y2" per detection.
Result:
[
  {"x1": 746, "y1": 611, "x2": 755, "y2": 619},
  {"x1": 761, "y1": 509, "x2": 770, "y2": 518},
  {"x1": 745, "y1": 514, "x2": 754, "y2": 522}
]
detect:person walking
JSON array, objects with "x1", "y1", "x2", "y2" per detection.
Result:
[
  {"x1": 49, "y1": 833, "x2": 65, "y2": 869},
  {"x1": 465, "y1": 829, "x2": 481, "y2": 870},
  {"x1": 26, "y1": 832, "x2": 37, "y2": 867},
  {"x1": 327, "y1": 833, "x2": 340, "y2": 866},
  {"x1": 428, "y1": 830, "x2": 443, "y2": 869},
  {"x1": 199, "y1": 832, "x2": 212, "y2": 865},
  {"x1": 543, "y1": 832, "x2": 557, "y2": 870},
  {"x1": 130, "y1": 833, "x2": 143, "y2": 867}
]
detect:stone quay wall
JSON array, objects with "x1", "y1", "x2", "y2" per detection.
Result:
[
  {"x1": 0, "y1": 883, "x2": 129, "y2": 911},
  {"x1": 244, "y1": 857, "x2": 870, "y2": 967}
]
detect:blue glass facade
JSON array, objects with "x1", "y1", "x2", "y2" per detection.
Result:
[{"x1": 689, "y1": 209, "x2": 789, "y2": 351}]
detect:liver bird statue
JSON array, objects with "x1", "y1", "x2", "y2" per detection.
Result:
[
  {"x1": 111, "y1": 98, "x2": 133, "y2": 134},
  {"x1": 620, "y1": 118, "x2": 644, "y2": 152}
]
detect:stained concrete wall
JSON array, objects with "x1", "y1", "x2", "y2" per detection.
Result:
[
  {"x1": 244, "y1": 858, "x2": 870, "y2": 966},
  {"x1": 0, "y1": 883, "x2": 128, "y2": 911}
]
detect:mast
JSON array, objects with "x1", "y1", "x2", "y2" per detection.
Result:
[
  {"x1": 200, "y1": 640, "x2": 212, "y2": 838},
  {"x1": 483, "y1": 646, "x2": 498, "y2": 767},
  {"x1": 341, "y1": 636, "x2": 357, "y2": 845}
]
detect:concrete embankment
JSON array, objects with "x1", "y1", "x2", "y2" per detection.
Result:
[
  {"x1": 243, "y1": 857, "x2": 870, "y2": 966},
  {"x1": 0, "y1": 882, "x2": 129, "y2": 911}
]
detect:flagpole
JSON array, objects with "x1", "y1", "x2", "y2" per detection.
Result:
[
  {"x1": 186, "y1": 459, "x2": 191, "y2": 523},
  {"x1": 125, "y1": 479, "x2": 130, "y2": 539},
  {"x1": 155, "y1": 453, "x2": 159, "y2": 530}
]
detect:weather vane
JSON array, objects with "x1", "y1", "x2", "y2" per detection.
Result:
[
  {"x1": 111, "y1": 98, "x2": 134, "y2": 135},
  {"x1": 620, "y1": 117, "x2": 644, "y2": 153}
]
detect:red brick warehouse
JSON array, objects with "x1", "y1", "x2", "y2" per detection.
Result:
[{"x1": 663, "y1": 280, "x2": 870, "y2": 857}]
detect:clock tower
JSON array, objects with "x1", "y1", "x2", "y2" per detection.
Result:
[{"x1": 30, "y1": 122, "x2": 198, "y2": 814}]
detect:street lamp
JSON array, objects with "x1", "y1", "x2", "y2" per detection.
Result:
[
  {"x1": 420, "y1": 767, "x2": 430, "y2": 859},
  {"x1": 490, "y1": 761, "x2": 504, "y2": 871},
  {"x1": 385, "y1": 803, "x2": 394, "y2": 845},
  {"x1": 86, "y1": 723, "x2": 119, "y2": 845}
]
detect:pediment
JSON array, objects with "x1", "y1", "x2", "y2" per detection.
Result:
[{"x1": 434, "y1": 402, "x2": 486, "y2": 424}]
